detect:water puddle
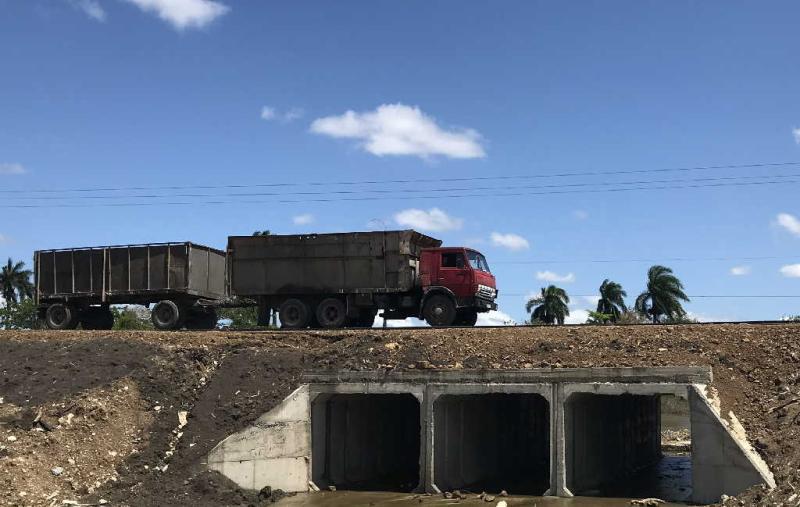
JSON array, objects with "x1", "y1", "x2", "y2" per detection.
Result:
[{"x1": 276, "y1": 491, "x2": 687, "y2": 506}]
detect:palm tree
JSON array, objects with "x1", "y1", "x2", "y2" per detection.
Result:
[
  {"x1": 0, "y1": 258, "x2": 34, "y2": 306},
  {"x1": 596, "y1": 279, "x2": 627, "y2": 323},
  {"x1": 634, "y1": 265, "x2": 690, "y2": 323},
  {"x1": 526, "y1": 285, "x2": 570, "y2": 325}
]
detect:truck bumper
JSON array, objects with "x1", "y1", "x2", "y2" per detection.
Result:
[{"x1": 459, "y1": 296, "x2": 497, "y2": 312}]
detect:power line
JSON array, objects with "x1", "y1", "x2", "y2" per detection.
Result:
[
  {"x1": 5, "y1": 172, "x2": 798, "y2": 201},
  {"x1": 2, "y1": 160, "x2": 800, "y2": 194},
  {"x1": 499, "y1": 293, "x2": 800, "y2": 298},
  {"x1": 495, "y1": 255, "x2": 797, "y2": 265},
  {"x1": 3, "y1": 175, "x2": 799, "y2": 209}
]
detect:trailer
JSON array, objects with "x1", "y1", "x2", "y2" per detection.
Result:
[
  {"x1": 227, "y1": 230, "x2": 497, "y2": 328},
  {"x1": 35, "y1": 242, "x2": 225, "y2": 330}
]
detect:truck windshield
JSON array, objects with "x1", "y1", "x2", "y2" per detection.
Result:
[{"x1": 466, "y1": 250, "x2": 491, "y2": 273}]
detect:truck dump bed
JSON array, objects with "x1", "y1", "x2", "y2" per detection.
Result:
[
  {"x1": 227, "y1": 230, "x2": 441, "y2": 297},
  {"x1": 35, "y1": 242, "x2": 226, "y2": 303}
]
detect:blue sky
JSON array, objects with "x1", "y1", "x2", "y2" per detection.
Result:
[{"x1": 2, "y1": 0, "x2": 800, "y2": 323}]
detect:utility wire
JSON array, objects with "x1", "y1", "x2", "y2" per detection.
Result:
[
  {"x1": 3, "y1": 175, "x2": 799, "y2": 209},
  {"x1": 2, "y1": 160, "x2": 800, "y2": 194},
  {"x1": 499, "y1": 293, "x2": 800, "y2": 298},
  {"x1": 4, "y1": 172, "x2": 798, "y2": 201},
  {"x1": 495, "y1": 255, "x2": 797, "y2": 265}
]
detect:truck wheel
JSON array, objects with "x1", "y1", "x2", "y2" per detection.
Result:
[
  {"x1": 423, "y1": 295, "x2": 456, "y2": 327},
  {"x1": 151, "y1": 300, "x2": 181, "y2": 330},
  {"x1": 45, "y1": 303, "x2": 79, "y2": 330},
  {"x1": 279, "y1": 299, "x2": 311, "y2": 329},
  {"x1": 455, "y1": 309, "x2": 478, "y2": 326},
  {"x1": 316, "y1": 298, "x2": 347, "y2": 328}
]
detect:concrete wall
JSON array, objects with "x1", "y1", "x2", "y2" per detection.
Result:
[
  {"x1": 207, "y1": 385, "x2": 310, "y2": 492},
  {"x1": 690, "y1": 385, "x2": 776, "y2": 504}
]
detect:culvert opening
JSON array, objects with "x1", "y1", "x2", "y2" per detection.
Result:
[
  {"x1": 433, "y1": 393, "x2": 550, "y2": 495},
  {"x1": 311, "y1": 393, "x2": 420, "y2": 492},
  {"x1": 566, "y1": 392, "x2": 692, "y2": 502}
]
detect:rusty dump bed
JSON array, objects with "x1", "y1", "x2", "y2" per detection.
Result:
[
  {"x1": 227, "y1": 230, "x2": 441, "y2": 297},
  {"x1": 34, "y1": 242, "x2": 226, "y2": 303}
]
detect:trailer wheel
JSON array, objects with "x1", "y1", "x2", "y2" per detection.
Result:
[
  {"x1": 185, "y1": 309, "x2": 218, "y2": 330},
  {"x1": 151, "y1": 300, "x2": 182, "y2": 330},
  {"x1": 423, "y1": 294, "x2": 456, "y2": 327},
  {"x1": 279, "y1": 299, "x2": 311, "y2": 329},
  {"x1": 455, "y1": 309, "x2": 478, "y2": 327},
  {"x1": 316, "y1": 298, "x2": 347, "y2": 328},
  {"x1": 45, "y1": 304, "x2": 79, "y2": 330}
]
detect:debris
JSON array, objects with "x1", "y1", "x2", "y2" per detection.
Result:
[
  {"x1": 496, "y1": 501, "x2": 508, "y2": 507},
  {"x1": 631, "y1": 498, "x2": 666, "y2": 506},
  {"x1": 484, "y1": 494, "x2": 496, "y2": 502},
  {"x1": 6, "y1": 436, "x2": 17, "y2": 442},
  {"x1": 385, "y1": 342, "x2": 400, "y2": 351},
  {"x1": 51, "y1": 467, "x2": 64, "y2": 476},
  {"x1": 177, "y1": 411, "x2": 188, "y2": 428}
]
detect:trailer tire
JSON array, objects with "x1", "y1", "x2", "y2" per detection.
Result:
[
  {"x1": 185, "y1": 309, "x2": 218, "y2": 330},
  {"x1": 316, "y1": 298, "x2": 347, "y2": 328},
  {"x1": 423, "y1": 294, "x2": 456, "y2": 327},
  {"x1": 279, "y1": 299, "x2": 311, "y2": 329},
  {"x1": 455, "y1": 309, "x2": 478, "y2": 327},
  {"x1": 45, "y1": 303, "x2": 79, "y2": 330},
  {"x1": 151, "y1": 300, "x2": 182, "y2": 330}
]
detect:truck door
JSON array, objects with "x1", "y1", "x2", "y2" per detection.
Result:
[{"x1": 438, "y1": 250, "x2": 473, "y2": 298}]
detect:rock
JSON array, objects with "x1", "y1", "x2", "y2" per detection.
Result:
[
  {"x1": 6, "y1": 436, "x2": 17, "y2": 442},
  {"x1": 484, "y1": 494, "x2": 495, "y2": 502},
  {"x1": 496, "y1": 501, "x2": 508, "y2": 507},
  {"x1": 52, "y1": 466, "x2": 64, "y2": 476},
  {"x1": 443, "y1": 491, "x2": 453, "y2": 499},
  {"x1": 178, "y1": 411, "x2": 189, "y2": 428},
  {"x1": 328, "y1": 485, "x2": 337, "y2": 492},
  {"x1": 499, "y1": 490, "x2": 508, "y2": 497},
  {"x1": 631, "y1": 499, "x2": 665, "y2": 506},
  {"x1": 384, "y1": 342, "x2": 400, "y2": 351}
]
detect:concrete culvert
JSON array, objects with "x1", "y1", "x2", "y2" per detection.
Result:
[
  {"x1": 433, "y1": 393, "x2": 550, "y2": 495},
  {"x1": 565, "y1": 392, "x2": 691, "y2": 501},
  {"x1": 311, "y1": 393, "x2": 421, "y2": 491}
]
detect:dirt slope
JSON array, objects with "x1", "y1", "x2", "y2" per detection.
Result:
[{"x1": 1, "y1": 324, "x2": 799, "y2": 506}]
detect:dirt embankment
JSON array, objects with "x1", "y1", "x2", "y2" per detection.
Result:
[{"x1": 1, "y1": 324, "x2": 800, "y2": 506}]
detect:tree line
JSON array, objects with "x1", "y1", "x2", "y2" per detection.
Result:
[{"x1": 526, "y1": 265, "x2": 691, "y2": 325}]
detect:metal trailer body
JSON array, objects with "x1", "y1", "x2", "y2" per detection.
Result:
[
  {"x1": 227, "y1": 230, "x2": 442, "y2": 328},
  {"x1": 34, "y1": 242, "x2": 225, "y2": 330}
]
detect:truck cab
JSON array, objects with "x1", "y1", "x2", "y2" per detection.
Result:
[{"x1": 419, "y1": 247, "x2": 498, "y2": 326}]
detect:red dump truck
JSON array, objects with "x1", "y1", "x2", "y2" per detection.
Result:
[
  {"x1": 228, "y1": 230, "x2": 497, "y2": 328},
  {"x1": 34, "y1": 230, "x2": 498, "y2": 330}
]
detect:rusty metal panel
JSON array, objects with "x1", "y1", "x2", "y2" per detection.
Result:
[
  {"x1": 38, "y1": 251, "x2": 55, "y2": 296},
  {"x1": 108, "y1": 248, "x2": 129, "y2": 292},
  {"x1": 227, "y1": 230, "x2": 441, "y2": 297},
  {"x1": 54, "y1": 251, "x2": 73, "y2": 294},
  {"x1": 148, "y1": 246, "x2": 168, "y2": 290},
  {"x1": 129, "y1": 247, "x2": 148, "y2": 291},
  {"x1": 73, "y1": 250, "x2": 92, "y2": 293},
  {"x1": 168, "y1": 245, "x2": 187, "y2": 289}
]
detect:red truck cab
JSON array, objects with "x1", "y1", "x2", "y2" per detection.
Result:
[{"x1": 418, "y1": 247, "x2": 498, "y2": 326}]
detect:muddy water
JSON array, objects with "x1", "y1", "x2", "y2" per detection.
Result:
[{"x1": 277, "y1": 491, "x2": 686, "y2": 506}]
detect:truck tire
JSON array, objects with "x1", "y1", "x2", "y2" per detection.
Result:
[
  {"x1": 279, "y1": 299, "x2": 311, "y2": 329},
  {"x1": 45, "y1": 303, "x2": 79, "y2": 330},
  {"x1": 151, "y1": 300, "x2": 182, "y2": 330},
  {"x1": 423, "y1": 294, "x2": 456, "y2": 327},
  {"x1": 455, "y1": 309, "x2": 478, "y2": 327},
  {"x1": 316, "y1": 298, "x2": 347, "y2": 328}
]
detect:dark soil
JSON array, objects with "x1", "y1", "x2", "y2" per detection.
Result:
[{"x1": 1, "y1": 324, "x2": 800, "y2": 506}]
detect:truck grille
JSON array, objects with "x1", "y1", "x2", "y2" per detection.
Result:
[{"x1": 476, "y1": 284, "x2": 496, "y2": 300}]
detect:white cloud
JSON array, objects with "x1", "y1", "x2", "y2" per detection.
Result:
[
  {"x1": 730, "y1": 265, "x2": 751, "y2": 276},
  {"x1": 0, "y1": 234, "x2": 8, "y2": 244},
  {"x1": 581, "y1": 295, "x2": 601, "y2": 306},
  {"x1": 310, "y1": 103, "x2": 485, "y2": 159},
  {"x1": 292, "y1": 213, "x2": 314, "y2": 225},
  {"x1": 260, "y1": 106, "x2": 276, "y2": 120},
  {"x1": 0, "y1": 163, "x2": 26, "y2": 175},
  {"x1": 476, "y1": 310, "x2": 516, "y2": 326},
  {"x1": 68, "y1": 0, "x2": 106, "y2": 21},
  {"x1": 490, "y1": 232, "x2": 530, "y2": 251},
  {"x1": 776, "y1": 213, "x2": 800, "y2": 237},
  {"x1": 373, "y1": 316, "x2": 426, "y2": 328},
  {"x1": 122, "y1": 0, "x2": 229, "y2": 30},
  {"x1": 565, "y1": 308, "x2": 589, "y2": 325},
  {"x1": 536, "y1": 270, "x2": 576, "y2": 283},
  {"x1": 572, "y1": 210, "x2": 589, "y2": 220},
  {"x1": 394, "y1": 208, "x2": 463, "y2": 232},
  {"x1": 793, "y1": 127, "x2": 800, "y2": 144},
  {"x1": 780, "y1": 264, "x2": 800, "y2": 278},
  {"x1": 261, "y1": 106, "x2": 304, "y2": 123}
]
